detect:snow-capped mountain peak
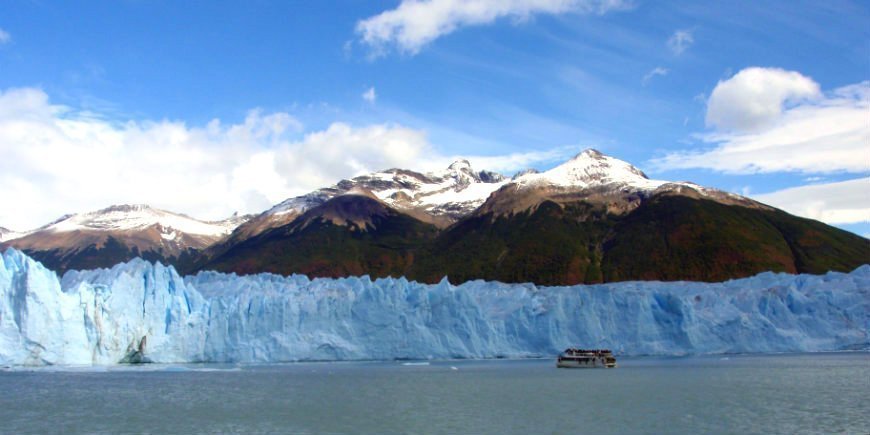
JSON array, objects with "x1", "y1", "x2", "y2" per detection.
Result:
[
  {"x1": 254, "y1": 160, "x2": 509, "y2": 229},
  {"x1": 514, "y1": 148, "x2": 664, "y2": 190},
  {"x1": 43, "y1": 204, "x2": 245, "y2": 238},
  {"x1": 2, "y1": 205, "x2": 253, "y2": 272},
  {"x1": 227, "y1": 149, "x2": 764, "y2": 242},
  {"x1": 0, "y1": 226, "x2": 26, "y2": 243},
  {"x1": 470, "y1": 148, "x2": 763, "y2": 217}
]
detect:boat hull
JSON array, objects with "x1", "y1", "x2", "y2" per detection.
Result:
[{"x1": 556, "y1": 359, "x2": 616, "y2": 368}]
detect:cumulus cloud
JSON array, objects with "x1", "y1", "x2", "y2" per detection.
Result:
[
  {"x1": 0, "y1": 87, "x2": 435, "y2": 229},
  {"x1": 752, "y1": 178, "x2": 870, "y2": 225},
  {"x1": 356, "y1": 0, "x2": 632, "y2": 55},
  {"x1": 667, "y1": 29, "x2": 693, "y2": 55},
  {"x1": 0, "y1": 28, "x2": 9, "y2": 45},
  {"x1": 652, "y1": 68, "x2": 869, "y2": 174},
  {"x1": 642, "y1": 67, "x2": 668, "y2": 85},
  {"x1": 362, "y1": 87, "x2": 377, "y2": 103},
  {"x1": 0, "y1": 87, "x2": 569, "y2": 230},
  {"x1": 706, "y1": 67, "x2": 821, "y2": 132}
]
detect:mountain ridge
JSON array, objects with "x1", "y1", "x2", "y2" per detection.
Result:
[
  {"x1": 4, "y1": 149, "x2": 868, "y2": 282},
  {"x1": 1, "y1": 204, "x2": 250, "y2": 273},
  {"x1": 203, "y1": 150, "x2": 868, "y2": 283}
]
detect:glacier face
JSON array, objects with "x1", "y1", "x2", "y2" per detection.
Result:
[{"x1": 0, "y1": 248, "x2": 867, "y2": 366}]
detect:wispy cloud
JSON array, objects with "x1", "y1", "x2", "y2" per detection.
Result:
[
  {"x1": 443, "y1": 145, "x2": 580, "y2": 174},
  {"x1": 356, "y1": 0, "x2": 633, "y2": 56},
  {"x1": 667, "y1": 29, "x2": 693, "y2": 55},
  {"x1": 362, "y1": 87, "x2": 377, "y2": 103},
  {"x1": 652, "y1": 68, "x2": 869, "y2": 174},
  {"x1": 642, "y1": 67, "x2": 668, "y2": 85},
  {"x1": 0, "y1": 28, "x2": 10, "y2": 45},
  {"x1": 752, "y1": 177, "x2": 870, "y2": 225}
]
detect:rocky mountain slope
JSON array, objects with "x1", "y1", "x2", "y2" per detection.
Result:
[
  {"x1": 214, "y1": 159, "x2": 505, "y2": 250},
  {"x1": 0, "y1": 227, "x2": 22, "y2": 243},
  {"x1": 6, "y1": 150, "x2": 867, "y2": 283},
  {"x1": 203, "y1": 193, "x2": 440, "y2": 278},
  {"x1": 205, "y1": 150, "x2": 869, "y2": 283},
  {"x1": 1, "y1": 204, "x2": 249, "y2": 272}
]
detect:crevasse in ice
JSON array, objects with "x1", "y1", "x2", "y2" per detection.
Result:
[{"x1": 0, "y1": 248, "x2": 867, "y2": 365}]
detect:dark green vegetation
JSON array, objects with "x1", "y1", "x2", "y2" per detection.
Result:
[
  {"x1": 600, "y1": 196, "x2": 869, "y2": 281},
  {"x1": 204, "y1": 195, "x2": 869, "y2": 284},
  {"x1": 412, "y1": 200, "x2": 612, "y2": 285},
  {"x1": 20, "y1": 236, "x2": 201, "y2": 275},
  {"x1": 7, "y1": 194, "x2": 866, "y2": 282},
  {"x1": 203, "y1": 195, "x2": 440, "y2": 278}
]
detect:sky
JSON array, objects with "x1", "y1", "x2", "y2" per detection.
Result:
[{"x1": 0, "y1": 0, "x2": 868, "y2": 236}]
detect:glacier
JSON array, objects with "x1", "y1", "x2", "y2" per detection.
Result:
[{"x1": 0, "y1": 248, "x2": 867, "y2": 366}]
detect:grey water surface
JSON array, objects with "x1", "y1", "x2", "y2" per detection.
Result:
[{"x1": 1, "y1": 352, "x2": 867, "y2": 434}]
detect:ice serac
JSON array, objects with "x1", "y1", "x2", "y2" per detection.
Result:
[
  {"x1": 0, "y1": 248, "x2": 867, "y2": 365},
  {"x1": 0, "y1": 249, "x2": 207, "y2": 365}
]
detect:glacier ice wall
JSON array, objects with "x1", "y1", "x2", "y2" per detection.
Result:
[{"x1": 0, "y1": 248, "x2": 867, "y2": 365}]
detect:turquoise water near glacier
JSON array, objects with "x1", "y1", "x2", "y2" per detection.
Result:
[{"x1": 0, "y1": 353, "x2": 867, "y2": 434}]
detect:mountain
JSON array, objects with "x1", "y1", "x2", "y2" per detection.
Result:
[
  {"x1": 413, "y1": 150, "x2": 868, "y2": 284},
  {"x1": 230, "y1": 159, "x2": 504, "y2": 236},
  {"x1": 204, "y1": 159, "x2": 505, "y2": 259},
  {"x1": 7, "y1": 150, "x2": 867, "y2": 283},
  {"x1": 208, "y1": 149, "x2": 869, "y2": 283},
  {"x1": 203, "y1": 192, "x2": 440, "y2": 277},
  {"x1": 477, "y1": 149, "x2": 761, "y2": 217},
  {"x1": 1, "y1": 204, "x2": 249, "y2": 273},
  {"x1": 0, "y1": 227, "x2": 24, "y2": 243}
]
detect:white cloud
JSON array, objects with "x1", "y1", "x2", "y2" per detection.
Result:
[
  {"x1": 356, "y1": 0, "x2": 632, "y2": 55},
  {"x1": 272, "y1": 123, "x2": 433, "y2": 188},
  {"x1": 652, "y1": 68, "x2": 869, "y2": 174},
  {"x1": 642, "y1": 67, "x2": 668, "y2": 85},
  {"x1": 0, "y1": 87, "x2": 570, "y2": 230},
  {"x1": 706, "y1": 67, "x2": 821, "y2": 132},
  {"x1": 752, "y1": 178, "x2": 870, "y2": 225},
  {"x1": 362, "y1": 87, "x2": 377, "y2": 103},
  {"x1": 0, "y1": 87, "x2": 433, "y2": 229},
  {"x1": 667, "y1": 29, "x2": 693, "y2": 55},
  {"x1": 0, "y1": 28, "x2": 10, "y2": 45}
]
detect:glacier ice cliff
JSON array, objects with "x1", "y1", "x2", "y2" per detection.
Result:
[{"x1": 0, "y1": 248, "x2": 867, "y2": 365}]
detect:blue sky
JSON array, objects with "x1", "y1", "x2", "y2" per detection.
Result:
[{"x1": 0, "y1": 0, "x2": 867, "y2": 235}]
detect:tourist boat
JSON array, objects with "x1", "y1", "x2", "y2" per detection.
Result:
[{"x1": 556, "y1": 348, "x2": 617, "y2": 368}]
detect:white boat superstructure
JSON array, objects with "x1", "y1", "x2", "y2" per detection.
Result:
[{"x1": 556, "y1": 348, "x2": 617, "y2": 368}]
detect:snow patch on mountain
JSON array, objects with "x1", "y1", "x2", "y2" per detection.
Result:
[
  {"x1": 514, "y1": 149, "x2": 667, "y2": 190},
  {"x1": 1, "y1": 249, "x2": 866, "y2": 366},
  {"x1": 0, "y1": 227, "x2": 27, "y2": 243},
  {"x1": 502, "y1": 149, "x2": 756, "y2": 208},
  {"x1": 259, "y1": 160, "x2": 507, "y2": 225},
  {"x1": 268, "y1": 192, "x2": 333, "y2": 217},
  {"x1": 41, "y1": 204, "x2": 246, "y2": 237}
]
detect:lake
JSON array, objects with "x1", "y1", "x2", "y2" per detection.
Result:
[{"x1": 1, "y1": 353, "x2": 867, "y2": 434}]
